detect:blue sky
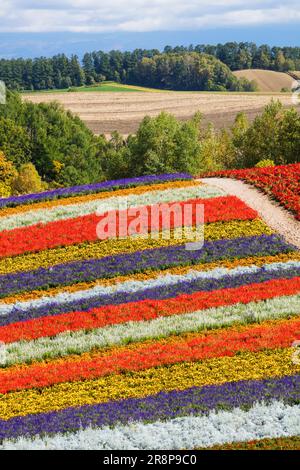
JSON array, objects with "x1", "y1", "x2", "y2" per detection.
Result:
[{"x1": 0, "y1": 1, "x2": 299, "y2": 58}]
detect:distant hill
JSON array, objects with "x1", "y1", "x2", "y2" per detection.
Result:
[{"x1": 233, "y1": 69, "x2": 294, "y2": 92}]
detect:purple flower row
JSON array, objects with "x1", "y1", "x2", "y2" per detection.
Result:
[
  {"x1": 0, "y1": 235, "x2": 295, "y2": 300},
  {"x1": 0, "y1": 173, "x2": 192, "y2": 209},
  {"x1": 3, "y1": 261, "x2": 300, "y2": 327},
  {"x1": 0, "y1": 374, "x2": 299, "y2": 441}
]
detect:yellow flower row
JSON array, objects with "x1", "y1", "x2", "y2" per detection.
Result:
[
  {"x1": 0, "y1": 219, "x2": 272, "y2": 276},
  {"x1": 3, "y1": 251, "x2": 299, "y2": 305},
  {"x1": 0, "y1": 348, "x2": 298, "y2": 420},
  {"x1": 0, "y1": 180, "x2": 198, "y2": 218}
]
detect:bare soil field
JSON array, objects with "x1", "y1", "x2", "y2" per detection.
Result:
[
  {"x1": 23, "y1": 90, "x2": 299, "y2": 136},
  {"x1": 233, "y1": 69, "x2": 294, "y2": 92}
]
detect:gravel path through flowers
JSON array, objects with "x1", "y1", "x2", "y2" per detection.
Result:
[{"x1": 199, "y1": 178, "x2": 300, "y2": 250}]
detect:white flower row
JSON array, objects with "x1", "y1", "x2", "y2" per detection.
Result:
[
  {"x1": 4, "y1": 293, "x2": 300, "y2": 366},
  {"x1": 2, "y1": 401, "x2": 299, "y2": 450},
  {"x1": 0, "y1": 184, "x2": 225, "y2": 232},
  {"x1": 1, "y1": 260, "x2": 299, "y2": 317}
]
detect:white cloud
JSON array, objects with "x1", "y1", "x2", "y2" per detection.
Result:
[{"x1": 0, "y1": 1, "x2": 299, "y2": 32}]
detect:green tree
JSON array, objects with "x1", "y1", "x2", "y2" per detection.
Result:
[
  {"x1": 283, "y1": 59, "x2": 295, "y2": 72},
  {"x1": 253, "y1": 46, "x2": 271, "y2": 69},
  {"x1": 235, "y1": 48, "x2": 252, "y2": 70},
  {"x1": 198, "y1": 125, "x2": 234, "y2": 171},
  {"x1": 127, "y1": 113, "x2": 179, "y2": 175},
  {"x1": 230, "y1": 112, "x2": 250, "y2": 168},
  {"x1": 69, "y1": 55, "x2": 85, "y2": 86},
  {"x1": 0, "y1": 90, "x2": 106, "y2": 187},
  {"x1": 0, "y1": 117, "x2": 31, "y2": 166},
  {"x1": 233, "y1": 101, "x2": 293, "y2": 167},
  {"x1": 274, "y1": 51, "x2": 286, "y2": 71},
  {"x1": 126, "y1": 112, "x2": 203, "y2": 175},
  {"x1": 82, "y1": 53, "x2": 95, "y2": 85},
  {"x1": 100, "y1": 132, "x2": 130, "y2": 180},
  {"x1": 276, "y1": 108, "x2": 300, "y2": 163},
  {"x1": 173, "y1": 113, "x2": 204, "y2": 174}
]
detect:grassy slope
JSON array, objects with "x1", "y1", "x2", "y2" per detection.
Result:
[
  {"x1": 23, "y1": 82, "x2": 164, "y2": 94},
  {"x1": 23, "y1": 87, "x2": 287, "y2": 97}
]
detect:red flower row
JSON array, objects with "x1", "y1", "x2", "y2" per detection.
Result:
[
  {"x1": 1, "y1": 315, "x2": 300, "y2": 394},
  {"x1": 0, "y1": 196, "x2": 257, "y2": 258},
  {"x1": 200, "y1": 163, "x2": 300, "y2": 220}
]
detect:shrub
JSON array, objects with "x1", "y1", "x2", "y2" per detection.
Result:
[
  {"x1": 0, "y1": 151, "x2": 17, "y2": 197},
  {"x1": 255, "y1": 159, "x2": 275, "y2": 168},
  {"x1": 12, "y1": 163, "x2": 45, "y2": 195}
]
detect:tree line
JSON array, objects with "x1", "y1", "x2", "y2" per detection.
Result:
[
  {"x1": 165, "y1": 43, "x2": 300, "y2": 72},
  {"x1": 0, "y1": 54, "x2": 85, "y2": 91},
  {"x1": 1, "y1": 89, "x2": 300, "y2": 197},
  {"x1": 1, "y1": 41, "x2": 300, "y2": 91}
]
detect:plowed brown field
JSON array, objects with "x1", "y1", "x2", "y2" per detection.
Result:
[{"x1": 23, "y1": 90, "x2": 299, "y2": 137}]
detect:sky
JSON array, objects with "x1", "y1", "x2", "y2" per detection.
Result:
[{"x1": 0, "y1": 1, "x2": 299, "y2": 58}]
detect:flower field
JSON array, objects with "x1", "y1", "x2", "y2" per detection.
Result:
[
  {"x1": 201, "y1": 163, "x2": 300, "y2": 220},
  {"x1": 0, "y1": 172, "x2": 300, "y2": 450}
]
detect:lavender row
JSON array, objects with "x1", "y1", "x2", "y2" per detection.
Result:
[
  {"x1": 3, "y1": 262, "x2": 300, "y2": 327},
  {"x1": 0, "y1": 173, "x2": 192, "y2": 209},
  {"x1": 0, "y1": 235, "x2": 295, "y2": 299},
  {"x1": 0, "y1": 374, "x2": 299, "y2": 441}
]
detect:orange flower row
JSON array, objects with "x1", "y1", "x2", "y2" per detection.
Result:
[{"x1": 0, "y1": 180, "x2": 196, "y2": 218}]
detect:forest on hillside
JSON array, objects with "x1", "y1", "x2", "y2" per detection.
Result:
[{"x1": 1, "y1": 41, "x2": 300, "y2": 91}]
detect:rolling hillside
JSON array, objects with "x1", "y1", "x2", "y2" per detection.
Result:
[{"x1": 233, "y1": 69, "x2": 294, "y2": 92}]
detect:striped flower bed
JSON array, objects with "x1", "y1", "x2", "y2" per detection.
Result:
[
  {"x1": 0, "y1": 174, "x2": 299, "y2": 450},
  {"x1": 0, "y1": 173, "x2": 192, "y2": 209}
]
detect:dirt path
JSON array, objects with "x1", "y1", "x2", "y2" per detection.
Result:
[{"x1": 199, "y1": 177, "x2": 300, "y2": 250}]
